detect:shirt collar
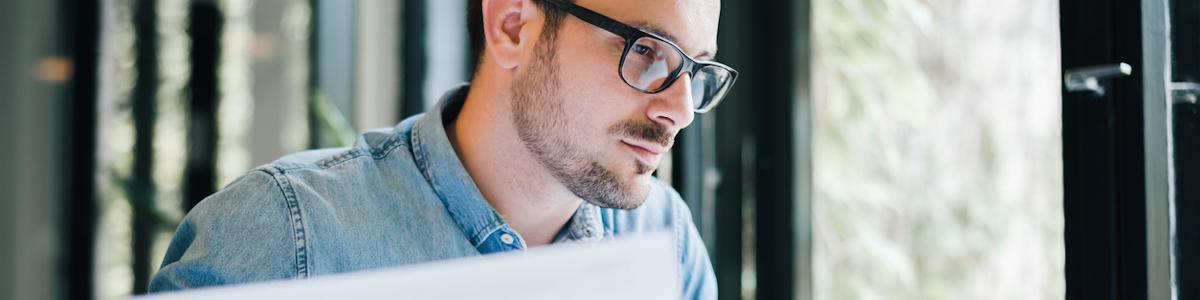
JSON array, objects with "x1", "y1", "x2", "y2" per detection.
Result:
[
  {"x1": 411, "y1": 85, "x2": 508, "y2": 250},
  {"x1": 411, "y1": 85, "x2": 606, "y2": 251},
  {"x1": 554, "y1": 201, "x2": 607, "y2": 243}
]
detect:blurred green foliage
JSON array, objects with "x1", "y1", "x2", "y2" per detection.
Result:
[{"x1": 811, "y1": 0, "x2": 1066, "y2": 298}]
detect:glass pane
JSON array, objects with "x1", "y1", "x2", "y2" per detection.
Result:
[
  {"x1": 93, "y1": 0, "x2": 312, "y2": 298},
  {"x1": 811, "y1": 0, "x2": 1065, "y2": 299},
  {"x1": 94, "y1": 0, "x2": 193, "y2": 297}
]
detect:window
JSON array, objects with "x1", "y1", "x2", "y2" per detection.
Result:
[{"x1": 811, "y1": 0, "x2": 1065, "y2": 298}]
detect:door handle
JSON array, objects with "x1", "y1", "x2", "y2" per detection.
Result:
[
  {"x1": 1171, "y1": 82, "x2": 1200, "y2": 104},
  {"x1": 1064, "y1": 63, "x2": 1133, "y2": 97}
]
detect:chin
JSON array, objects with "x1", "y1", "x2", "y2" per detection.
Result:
[
  {"x1": 629, "y1": 175, "x2": 654, "y2": 201},
  {"x1": 632, "y1": 157, "x2": 657, "y2": 175}
]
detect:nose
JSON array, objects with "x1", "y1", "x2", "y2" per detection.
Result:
[{"x1": 646, "y1": 74, "x2": 696, "y2": 131}]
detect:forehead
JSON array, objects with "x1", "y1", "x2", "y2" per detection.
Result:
[{"x1": 571, "y1": 0, "x2": 721, "y2": 57}]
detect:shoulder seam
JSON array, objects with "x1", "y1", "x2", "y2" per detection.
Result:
[
  {"x1": 274, "y1": 134, "x2": 410, "y2": 172},
  {"x1": 257, "y1": 167, "x2": 311, "y2": 278}
]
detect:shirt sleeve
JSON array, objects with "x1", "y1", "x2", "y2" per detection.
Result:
[
  {"x1": 673, "y1": 195, "x2": 718, "y2": 300},
  {"x1": 148, "y1": 170, "x2": 304, "y2": 292}
]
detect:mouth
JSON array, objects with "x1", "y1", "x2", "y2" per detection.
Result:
[{"x1": 620, "y1": 139, "x2": 666, "y2": 170}]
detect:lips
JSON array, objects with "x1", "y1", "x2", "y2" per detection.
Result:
[
  {"x1": 621, "y1": 139, "x2": 667, "y2": 168},
  {"x1": 622, "y1": 139, "x2": 667, "y2": 155}
]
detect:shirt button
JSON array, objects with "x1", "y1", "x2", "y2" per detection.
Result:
[{"x1": 500, "y1": 233, "x2": 515, "y2": 245}]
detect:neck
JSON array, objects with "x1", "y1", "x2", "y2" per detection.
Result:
[{"x1": 447, "y1": 76, "x2": 582, "y2": 247}]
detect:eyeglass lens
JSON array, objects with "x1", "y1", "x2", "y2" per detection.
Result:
[{"x1": 620, "y1": 36, "x2": 732, "y2": 111}]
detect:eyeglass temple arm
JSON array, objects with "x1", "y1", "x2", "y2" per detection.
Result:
[{"x1": 541, "y1": 0, "x2": 639, "y2": 38}]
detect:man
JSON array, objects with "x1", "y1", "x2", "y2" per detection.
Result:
[{"x1": 149, "y1": 0, "x2": 736, "y2": 299}]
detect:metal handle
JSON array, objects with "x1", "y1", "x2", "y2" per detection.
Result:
[
  {"x1": 1171, "y1": 82, "x2": 1200, "y2": 104},
  {"x1": 1065, "y1": 63, "x2": 1133, "y2": 97}
]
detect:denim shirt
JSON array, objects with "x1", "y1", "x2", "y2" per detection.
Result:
[{"x1": 149, "y1": 85, "x2": 717, "y2": 299}]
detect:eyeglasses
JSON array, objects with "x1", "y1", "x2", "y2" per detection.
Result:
[{"x1": 542, "y1": 0, "x2": 738, "y2": 113}]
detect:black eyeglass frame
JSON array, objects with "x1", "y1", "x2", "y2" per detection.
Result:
[{"x1": 541, "y1": 0, "x2": 739, "y2": 113}]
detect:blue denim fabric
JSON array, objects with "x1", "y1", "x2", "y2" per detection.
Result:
[{"x1": 148, "y1": 85, "x2": 717, "y2": 299}]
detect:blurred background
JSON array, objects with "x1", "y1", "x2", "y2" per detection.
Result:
[{"x1": 1, "y1": 0, "x2": 1196, "y2": 299}]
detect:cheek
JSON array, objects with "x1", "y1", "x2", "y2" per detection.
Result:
[
  {"x1": 555, "y1": 33, "x2": 645, "y2": 108},
  {"x1": 553, "y1": 46, "x2": 648, "y2": 138}
]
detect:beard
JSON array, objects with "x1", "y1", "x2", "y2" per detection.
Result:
[{"x1": 509, "y1": 37, "x2": 672, "y2": 210}]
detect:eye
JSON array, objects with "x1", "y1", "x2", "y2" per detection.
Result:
[{"x1": 632, "y1": 44, "x2": 655, "y2": 57}]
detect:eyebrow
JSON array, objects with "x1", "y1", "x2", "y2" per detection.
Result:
[{"x1": 628, "y1": 21, "x2": 719, "y2": 61}]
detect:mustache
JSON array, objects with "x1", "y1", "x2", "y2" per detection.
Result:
[{"x1": 611, "y1": 119, "x2": 674, "y2": 148}]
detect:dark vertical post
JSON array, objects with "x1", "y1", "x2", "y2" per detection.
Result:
[
  {"x1": 736, "y1": 0, "x2": 810, "y2": 298},
  {"x1": 318, "y1": 0, "x2": 356, "y2": 125},
  {"x1": 708, "y1": 0, "x2": 812, "y2": 298},
  {"x1": 672, "y1": 117, "x2": 710, "y2": 235},
  {"x1": 672, "y1": 113, "x2": 723, "y2": 298},
  {"x1": 308, "y1": 0, "x2": 357, "y2": 147},
  {"x1": 1170, "y1": 0, "x2": 1199, "y2": 298},
  {"x1": 307, "y1": 0, "x2": 321, "y2": 149},
  {"x1": 1174, "y1": 99, "x2": 1199, "y2": 300},
  {"x1": 700, "y1": 1, "x2": 747, "y2": 299},
  {"x1": 401, "y1": 0, "x2": 428, "y2": 118},
  {"x1": 710, "y1": 89, "x2": 746, "y2": 300},
  {"x1": 1060, "y1": 0, "x2": 1147, "y2": 298},
  {"x1": 183, "y1": 0, "x2": 223, "y2": 212},
  {"x1": 131, "y1": 0, "x2": 159, "y2": 294},
  {"x1": 59, "y1": 0, "x2": 101, "y2": 298}
]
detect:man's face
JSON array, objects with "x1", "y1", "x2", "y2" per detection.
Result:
[{"x1": 509, "y1": 0, "x2": 721, "y2": 209}]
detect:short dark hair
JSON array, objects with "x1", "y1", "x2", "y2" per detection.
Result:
[{"x1": 467, "y1": 0, "x2": 573, "y2": 69}]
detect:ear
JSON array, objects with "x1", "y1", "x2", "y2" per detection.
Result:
[{"x1": 481, "y1": 0, "x2": 538, "y2": 71}]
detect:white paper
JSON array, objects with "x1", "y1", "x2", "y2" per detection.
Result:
[{"x1": 138, "y1": 231, "x2": 679, "y2": 300}]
